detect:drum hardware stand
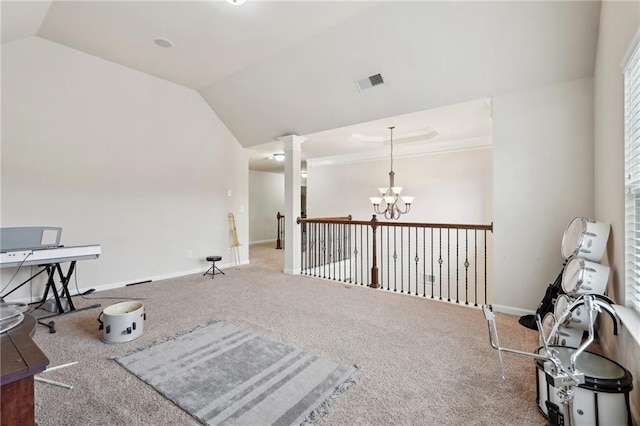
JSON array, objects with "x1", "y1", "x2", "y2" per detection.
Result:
[
  {"x1": 545, "y1": 295, "x2": 619, "y2": 351},
  {"x1": 481, "y1": 297, "x2": 619, "y2": 426},
  {"x1": 35, "y1": 361, "x2": 78, "y2": 389}
]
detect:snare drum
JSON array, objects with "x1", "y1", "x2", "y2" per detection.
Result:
[
  {"x1": 535, "y1": 346, "x2": 633, "y2": 426},
  {"x1": 554, "y1": 294, "x2": 596, "y2": 332},
  {"x1": 542, "y1": 312, "x2": 582, "y2": 347},
  {"x1": 561, "y1": 217, "x2": 610, "y2": 263},
  {"x1": 98, "y1": 301, "x2": 146, "y2": 344},
  {"x1": 561, "y1": 256, "x2": 610, "y2": 296}
]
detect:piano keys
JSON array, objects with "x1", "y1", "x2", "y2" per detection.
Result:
[{"x1": 0, "y1": 245, "x2": 101, "y2": 268}]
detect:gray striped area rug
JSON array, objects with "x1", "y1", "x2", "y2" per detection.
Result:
[{"x1": 115, "y1": 321, "x2": 361, "y2": 426}]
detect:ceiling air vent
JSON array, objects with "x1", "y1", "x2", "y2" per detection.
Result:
[{"x1": 356, "y1": 73, "x2": 384, "y2": 92}]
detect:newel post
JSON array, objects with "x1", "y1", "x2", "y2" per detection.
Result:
[{"x1": 370, "y1": 215, "x2": 380, "y2": 288}]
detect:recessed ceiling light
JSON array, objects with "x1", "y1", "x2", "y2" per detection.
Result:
[
  {"x1": 270, "y1": 153, "x2": 285, "y2": 162},
  {"x1": 226, "y1": 0, "x2": 247, "y2": 5},
  {"x1": 153, "y1": 38, "x2": 174, "y2": 48}
]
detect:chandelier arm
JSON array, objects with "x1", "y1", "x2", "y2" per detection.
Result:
[{"x1": 396, "y1": 204, "x2": 410, "y2": 214}]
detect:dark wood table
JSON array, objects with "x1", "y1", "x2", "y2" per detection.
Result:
[{"x1": 1, "y1": 313, "x2": 50, "y2": 425}]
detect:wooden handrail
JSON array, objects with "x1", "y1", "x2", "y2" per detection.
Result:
[
  {"x1": 297, "y1": 215, "x2": 352, "y2": 224},
  {"x1": 298, "y1": 216, "x2": 493, "y2": 232},
  {"x1": 297, "y1": 215, "x2": 493, "y2": 292}
]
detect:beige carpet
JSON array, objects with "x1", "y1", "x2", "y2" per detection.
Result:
[{"x1": 31, "y1": 242, "x2": 545, "y2": 426}]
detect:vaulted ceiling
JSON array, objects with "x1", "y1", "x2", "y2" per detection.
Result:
[{"x1": 1, "y1": 1, "x2": 601, "y2": 169}]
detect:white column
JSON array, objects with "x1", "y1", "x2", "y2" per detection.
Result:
[{"x1": 279, "y1": 134, "x2": 306, "y2": 274}]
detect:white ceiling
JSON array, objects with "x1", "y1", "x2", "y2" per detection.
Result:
[
  {"x1": 1, "y1": 1, "x2": 601, "y2": 172},
  {"x1": 35, "y1": 1, "x2": 376, "y2": 90},
  {"x1": 249, "y1": 97, "x2": 492, "y2": 173}
]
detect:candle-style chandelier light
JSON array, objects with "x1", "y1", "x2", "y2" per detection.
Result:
[{"x1": 369, "y1": 126, "x2": 414, "y2": 220}]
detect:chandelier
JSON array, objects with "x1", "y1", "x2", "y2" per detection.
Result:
[{"x1": 370, "y1": 126, "x2": 414, "y2": 220}]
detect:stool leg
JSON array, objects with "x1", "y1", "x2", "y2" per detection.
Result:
[
  {"x1": 215, "y1": 264, "x2": 225, "y2": 275},
  {"x1": 204, "y1": 258, "x2": 223, "y2": 278},
  {"x1": 204, "y1": 264, "x2": 214, "y2": 277}
]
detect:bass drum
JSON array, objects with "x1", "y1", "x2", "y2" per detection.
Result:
[
  {"x1": 561, "y1": 217, "x2": 610, "y2": 263},
  {"x1": 554, "y1": 294, "x2": 595, "y2": 332},
  {"x1": 561, "y1": 256, "x2": 610, "y2": 297},
  {"x1": 535, "y1": 346, "x2": 633, "y2": 426}
]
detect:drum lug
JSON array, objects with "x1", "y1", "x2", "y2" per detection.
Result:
[
  {"x1": 132, "y1": 322, "x2": 136, "y2": 331},
  {"x1": 106, "y1": 325, "x2": 111, "y2": 334},
  {"x1": 126, "y1": 327, "x2": 132, "y2": 334}
]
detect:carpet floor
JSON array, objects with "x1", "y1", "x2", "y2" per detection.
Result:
[{"x1": 30, "y1": 242, "x2": 546, "y2": 425}]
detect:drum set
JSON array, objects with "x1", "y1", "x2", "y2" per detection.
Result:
[{"x1": 483, "y1": 217, "x2": 634, "y2": 426}]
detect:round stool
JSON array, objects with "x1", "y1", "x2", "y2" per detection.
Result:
[{"x1": 204, "y1": 256, "x2": 224, "y2": 278}]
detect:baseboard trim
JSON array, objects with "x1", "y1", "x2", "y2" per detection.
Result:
[
  {"x1": 250, "y1": 239, "x2": 276, "y2": 245},
  {"x1": 489, "y1": 304, "x2": 534, "y2": 317},
  {"x1": 7, "y1": 261, "x2": 250, "y2": 305}
]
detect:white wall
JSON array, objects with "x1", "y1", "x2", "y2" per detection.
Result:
[
  {"x1": 307, "y1": 147, "x2": 492, "y2": 224},
  {"x1": 309, "y1": 77, "x2": 594, "y2": 314},
  {"x1": 1, "y1": 36, "x2": 249, "y2": 301},
  {"x1": 249, "y1": 170, "x2": 284, "y2": 243},
  {"x1": 492, "y1": 78, "x2": 594, "y2": 314},
  {"x1": 593, "y1": 1, "x2": 640, "y2": 422}
]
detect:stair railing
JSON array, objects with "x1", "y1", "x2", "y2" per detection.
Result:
[{"x1": 297, "y1": 215, "x2": 493, "y2": 306}]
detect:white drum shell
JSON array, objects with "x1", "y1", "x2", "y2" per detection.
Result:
[
  {"x1": 535, "y1": 348, "x2": 632, "y2": 426},
  {"x1": 537, "y1": 369, "x2": 631, "y2": 426},
  {"x1": 542, "y1": 313, "x2": 557, "y2": 344},
  {"x1": 556, "y1": 325, "x2": 582, "y2": 347},
  {"x1": 542, "y1": 312, "x2": 582, "y2": 347},
  {"x1": 554, "y1": 294, "x2": 572, "y2": 326},
  {"x1": 100, "y1": 301, "x2": 145, "y2": 344},
  {"x1": 561, "y1": 217, "x2": 610, "y2": 263},
  {"x1": 561, "y1": 256, "x2": 610, "y2": 296},
  {"x1": 554, "y1": 294, "x2": 596, "y2": 332}
]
